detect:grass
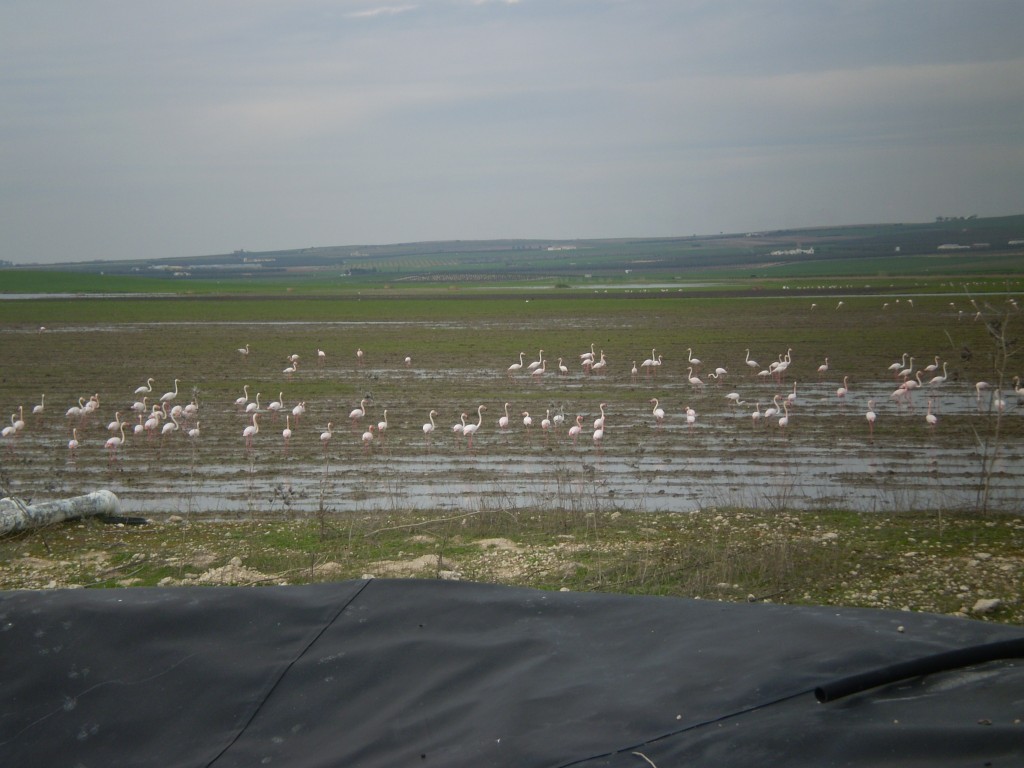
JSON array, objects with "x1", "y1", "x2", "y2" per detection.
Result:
[
  {"x1": 1, "y1": 271, "x2": 1021, "y2": 628},
  {"x1": 1, "y1": 506, "x2": 1021, "y2": 625}
]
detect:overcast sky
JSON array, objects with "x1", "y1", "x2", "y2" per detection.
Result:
[{"x1": 3, "y1": 0, "x2": 1023, "y2": 264}]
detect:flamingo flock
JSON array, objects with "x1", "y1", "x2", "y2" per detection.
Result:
[{"x1": 2, "y1": 333, "x2": 1018, "y2": 470}]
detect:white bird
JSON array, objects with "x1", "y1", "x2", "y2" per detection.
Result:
[
  {"x1": 593, "y1": 402, "x2": 606, "y2": 431},
  {"x1": 161, "y1": 412, "x2": 180, "y2": 436},
  {"x1": 160, "y1": 378, "x2": 180, "y2": 404},
  {"x1": 319, "y1": 421, "x2": 333, "y2": 449},
  {"x1": 246, "y1": 393, "x2": 262, "y2": 414},
  {"x1": 268, "y1": 392, "x2": 285, "y2": 414},
  {"x1": 866, "y1": 399, "x2": 877, "y2": 436},
  {"x1": 817, "y1": 358, "x2": 829, "y2": 377},
  {"x1": 282, "y1": 415, "x2": 293, "y2": 447},
  {"x1": 498, "y1": 402, "x2": 511, "y2": 430},
  {"x1": 291, "y1": 401, "x2": 306, "y2": 423},
  {"x1": 507, "y1": 352, "x2": 526, "y2": 376},
  {"x1": 235, "y1": 384, "x2": 250, "y2": 408},
  {"x1": 522, "y1": 411, "x2": 533, "y2": 428},
  {"x1": 244, "y1": 413, "x2": 260, "y2": 449},
  {"x1": 745, "y1": 348, "x2": 759, "y2": 372},
  {"x1": 361, "y1": 424, "x2": 375, "y2": 448},
  {"x1": 650, "y1": 398, "x2": 665, "y2": 424},
  {"x1": 453, "y1": 413, "x2": 467, "y2": 434},
  {"x1": 349, "y1": 398, "x2": 369, "y2": 421},
  {"x1": 423, "y1": 410, "x2": 438, "y2": 438},
  {"x1": 107, "y1": 411, "x2": 123, "y2": 433},
  {"x1": 134, "y1": 378, "x2": 155, "y2": 395},
  {"x1": 927, "y1": 361, "x2": 949, "y2": 386},
  {"x1": 68, "y1": 428, "x2": 79, "y2": 453},
  {"x1": 836, "y1": 376, "x2": 850, "y2": 399},
  {"x1": 527, "y1": 349, "x2": 544, "y2": 371},
  {"x1": 568, "y1": 415, "x2": 583, "y2": 444},
  {"x1": 105, "y1": 421, "x2": 127, "y2": 457},
  {"x1": 925, "y1": 399, "x2": 938, "y2": 428},
  {"x1": 687, "y1": 348, "x2": 701, "y2": 367},
  {"x1": 377, "y1": 409, "x2": 389, "y2": 435},
  {"x1": 237, "y1": 343, "x2": 250, "y2": 357},
  {"x1": 187, "y1": 422, "x2": 201, "y2": 440},
  {"x1": 777, "y1": 403, "x2": 790, "y2": 431},
  {"x1": 32, "y1": 394, "x2": 45, "y2": 416},
  {"x1": 687, "y1": 367, "x2": 705, "y2": 389},
  {"x1": 317, "y1": 348, "x2": 326, "y2": 364},
  {"x1": 463, "y1": 405, "x2": 486, "y2": 448}
]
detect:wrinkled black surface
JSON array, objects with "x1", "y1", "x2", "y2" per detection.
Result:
[{"x1": 1, "y1": 579, "x2": 1022, "y2": 767}]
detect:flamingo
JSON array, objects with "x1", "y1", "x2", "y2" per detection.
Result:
[
  {"x1": 2, "y1": 415, "x2": 16, "y2": 439},
  {"x1": 498, "y1": 402, "x2": 511, "y2": 430},
  {"x1": 897, "y1": 357, "x2": 915, "y2": 381},
  {"x1": 640, "y1": 349, "x2": 656, "y2": 375},
  {"x1": 267, "y1": 392, "x2": 285, "y2": 416},
  {"x1": 291, "y1": 400, "x2": 306, "y2": 423},
  {"x1": 107, "y1": 411, "x2": 123, "y2": 433},
  {"x1": 317, "y1": 348, "x2": 326, "y2": 365},
  {"x1": 66, "y1": 398, "x2": 86, "y2": 419},
  {"x1": 160, "y1": 378, "x2": 180, "y2": 405},
  {"x1": 725, "y1": 392, "x2": 744, "y2": 407},
  {"x1": 356, "y1": 348, "x2": 364, "y2": 366},
  {"x1": 237, "y1": 343, "x2": 250, "y2": 357},
  {"x1": 923, "y1": 356, "x2": 941, "y2": 373},
  {"x1": 361, "y1": 424, "x2": 375, "y2": 449},
  {"x1": 630, "y1": 361, "x2": 639, "y2": 381},
  {"x1": 687, "y1": 367, "x2": 705, "y2": 390},
  {"x1": 144, "y1": 406, "x2": 162, "y2": 435},
  {"x1": 593, "y1": 423, "x2": 604, "y2": 449},
  {"x1": 764, "y1": 394, "x2": 781, "y2": 421},
  {"x1": 451, "y1": 413, "x2": 467, "y2": 434},
  {"x1": 745, "y1": 348, "x2": 759, "y2": 373},
  {"x1": 786, "y1": 381, "x2": 798, "y2": 407},
  {"x1": 650, "y1": 398, "x2": 665, "y2": 425},
  {"x1": 282, "y1": 415, "x2": 293, "y2": 449},
  {"x1": 134, "y1": 378, "x2": 155, "y2": 395},
  {"x1": 423, "y1": 410, "x2": 438, "y2": 441},
  {"x1": 925, "y1": 399, "x2": 938, "y2": 429},
  {"x1": 105, "y1": 421, "x2": 127, "y2": 459},
  {"x1": 541, "y1": 410, "x2": 553, "y2": 432},
  {"x1": 246, "y1": 393, "x2": 262, "y2": 414},
  {"x1": 777, "y1": 403, "x2": 790, "y2": 432},
  {"x1": 650, "y1": 354, "x2": 663, "y2": 376},
  {"x1": 866, "y1": 399, "x2": 877, "y2": 437},
  {"x1": 235, "y1": 384, "x2": 250, "y2": 408},
  {"x1": 161, "y1": 412, "x2": 180, "y2": 437},
  {"x1": 593, "y1": 402, "x2": 606, "y2": 431},
  {"x1": 836, "y1": 375, "x2": 850, "y2": 399},
  {"x1": 522, "y1": 411, "x2": 533, "y2": 428},
  {"x1": 558, "y1": 358, "x2": 569, "y2": 376},
  {"x1": 528, "y1": 349, "x2": 544, "y2": 371},
  {"x1": 68, "y1": 428, "x2": 79, "y2": 454},
  {"x1": 463, "y1": 405, "x2": 486, "y2": 449},
  {"x1": 817, "y1": 358, "x2": 829, "y2": 378},
  {"x1": 32, "y1": 394, "x2": 45, "y2": 417},
  {"x1": 404, "y1": 355, "x2": 412, "y2": 367},
  {"x1": 283, "y1": 359, "x2": 298, "y2": 375},
  {"x1": 751, "y1": 401, "x2": 762, "y2": 427},
  {"x1": 319, "y1": 421, "x2": 333, "y2": 450},
  {"x1": 186, "y1": 422, "x2": 201, "y2": 439},
  {"x1": 507, "y1": 352, "x2": 526, "y2": 377},
  {"x1": 531, "y1": 358, "x2": 547, "y2": 381},
  {"x1": 13, "y1": 406, "x2": 26, "y2": 433},
  {"x1": 131, "y1": 396, "x2": 148, "y2": 413},
  {"x1": 580, "y1": 344, "x2": 596, "y2": 364},
  {"x1": 713, "y1": 366, "x2": 728, "y2": 380},
  {"x1": 133, "y1": 414, "x2": 146, "y2": 437},
  {"x1": 927, "y1": 361, "x2": 949, "y2": 386},
  {"x1": 243, "y1": 413, "x2": 260, "y2": 449},
  {"x1": 888, "y1": 353, "x2": 908, "y2": 377},
  {"x1": 684, "y1": 406, "x2": 696, "y2": 429},
  {"x1": 568, "y1": 415, "x2": 583, "y2": 444},
  {"x1": 687, "y1": 348, "x2": 701, "y2": 367},
  {"x1": 349, "y1": 398, "x2": 369, "y2": 422}
]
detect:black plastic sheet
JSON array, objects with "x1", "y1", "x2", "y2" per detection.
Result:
[{"x1": 2, "y1": 579, "x2": 1022, "y2": 767}]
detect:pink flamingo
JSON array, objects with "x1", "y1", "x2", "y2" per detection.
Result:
[
  {"x1": 243, "y1": 413, "x2": 260, "y2": 450},
  {"x1": 568, "y1": 415, "x2": 583, "y2": 445},
  {"x1": 463, "y1": 405, "x2": 486, "y2": 449},
  {"x1": 865, "y1": 399, "x2": 876, "y2": 437},
  {"x1": 650, "y1": 398, "x2": 665, "y2": 426}
]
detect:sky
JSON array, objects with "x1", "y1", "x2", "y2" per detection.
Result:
[{"x1": 2, "y1": 1, "x2": 1023, "y2": 264}]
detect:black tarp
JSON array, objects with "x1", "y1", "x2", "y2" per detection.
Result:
[{"x1": 1, "y1": 579, "x2": 1022, "y2": 767}]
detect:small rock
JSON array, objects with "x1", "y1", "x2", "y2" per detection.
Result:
[{"x1": 971, "y1": 598, "x2": 1002, "y2": 615}]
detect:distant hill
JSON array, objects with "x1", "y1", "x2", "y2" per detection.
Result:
[{"x1": 13, "y1": 214, "x2": 1024, "y2": 281}]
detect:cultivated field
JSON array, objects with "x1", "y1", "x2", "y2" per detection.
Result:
[{"x1": 1, "y1": 284, "x2": 1022, "y2": 620}]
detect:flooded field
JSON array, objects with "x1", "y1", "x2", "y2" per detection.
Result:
[{"x1": 1, "y1": 297, "x2": 1022, "y2": 518}]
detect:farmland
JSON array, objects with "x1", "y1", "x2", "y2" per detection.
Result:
[{"x1": 1, "y1": 220, "x2": 1022, "y2": 622}]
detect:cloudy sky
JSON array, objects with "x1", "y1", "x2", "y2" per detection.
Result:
[{"x1": 3, "y1": 1, "x2": 1023, "y2": 263}]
